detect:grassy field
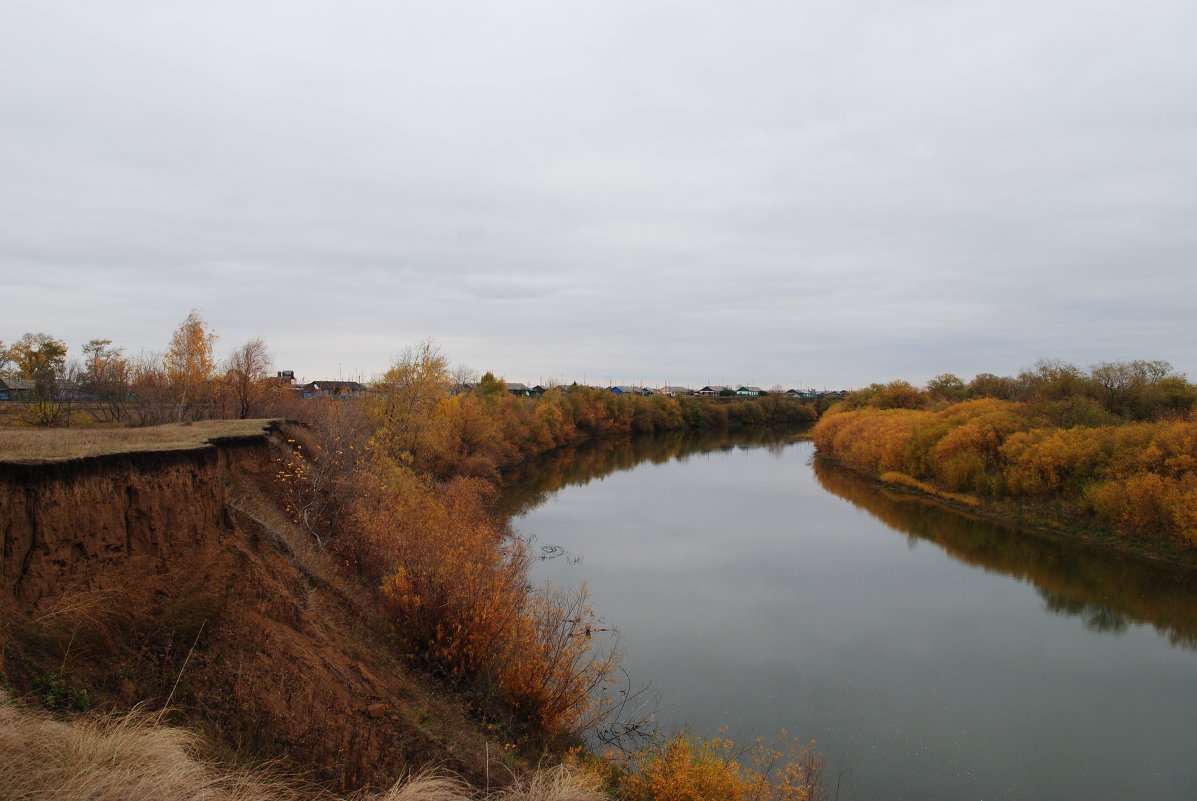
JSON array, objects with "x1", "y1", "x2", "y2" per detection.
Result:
[{"x1": 0, "y1": 419, "x2": 276, "y2": 463}]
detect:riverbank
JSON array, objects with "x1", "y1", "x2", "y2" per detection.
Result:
[
  {"x1": 811, "y1": 399, "x2": 1197, "y2": 567},
  {"x1": 2, "y1": 401, "x2": 830, "y2": 800}
]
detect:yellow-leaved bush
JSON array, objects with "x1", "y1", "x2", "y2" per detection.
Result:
[
  {"x1": 814, "y1": 400, "x2": 1197, "y2": 547},
  {"x1": 614, "y1": 730, "x2": 826, "y2": 801}
]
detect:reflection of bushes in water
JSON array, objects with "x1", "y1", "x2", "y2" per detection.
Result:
[
  {"x1": 812, "y1": 457, "x2": 1197, "y2": 649},
  {"x1": 500, "y1": 427, "x2": 806, "y2": 518},
  {"x1": 1037, "y1": 588, "x2": 1129, "y2": 635}
]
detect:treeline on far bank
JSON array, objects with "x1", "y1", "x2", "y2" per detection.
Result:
[
  {"x1": 379, "y1": 371, "x2": 816, "y2": 485},
  {"x1": 813, "y1": 359, "x2": 1197, "y2": 552}
]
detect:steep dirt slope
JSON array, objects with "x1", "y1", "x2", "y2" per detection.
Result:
[{"x1": 0, "y1": 428, "x2": 494, "y2": 793}]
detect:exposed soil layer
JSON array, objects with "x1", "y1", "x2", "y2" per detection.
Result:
[{"x1": 0, "y1": 429, "x2": 494, "y2": 793}]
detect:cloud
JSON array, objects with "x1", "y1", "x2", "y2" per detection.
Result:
[{"x1": 2, "y1": 1, "x2": 1194, "y2": 387}]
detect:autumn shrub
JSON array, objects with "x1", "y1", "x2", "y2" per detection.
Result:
[
  {"x1": 536, "y1": 398, "x2": 578, "y2": 450},
  {"x1": 1115, "y1": 473, "x2": 1172, "y2": 534},
  {"x1": 360, "y1": 468, "x2": 618, "y2": 736},
  {"x1": 1035, "y1": 396, "x2": 1120, "y2": 428},
  {"x1": 812, "y1": 407, "x2": 935, "y2": 475},
  {"x1": 1134, "y1": 421, "x2": 1197, "y2": 476},
  {"x1": 615, "y1": 730, "x2": 826, "y2": 801},
  {"x1": 618, "y1": 731, "x2": 745, "y2": 801},
  {"x1": 814, "y1": 398, "x2": 1197, "y2": 547},
  {"x1": 1170, "y1": 479, "x2": 1197, "y2": 546},
  {"x1": 1085, "y1": 472, "x2": 1197, "y2": 543},
  {"x1": 923, "y1": 402, "x2": 1028, "y2": 494},
  {"x1": 374, "y1": 475, "x2": 525, "y2": 676},
  {"x1": 498, "y1": 584, "x2": 620, "y2": 736},
  {"x1": 425, "y1": 393, "x2": 518, "y2": 481},
  {"x1": 1001, "y1": 428, "x2": 1108, "y2": 495}
]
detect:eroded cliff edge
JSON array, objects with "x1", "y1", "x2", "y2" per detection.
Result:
[{"x1": 0, "y1": 427, "x2": 491, "y2": 793}]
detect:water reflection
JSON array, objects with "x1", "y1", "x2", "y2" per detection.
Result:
[
  {"x1": 811, "y1": 457, "x2": 1197, "y2": 649},
  {"x1": 499, "y1": 427, "x2": 803, "y2": 518},
  {"x1": 1037, "y1": 589, "x2": 1130, "y2": 635},
  {"x1": 505, "y1": 432, "x2": 1197, "y2": 650}
]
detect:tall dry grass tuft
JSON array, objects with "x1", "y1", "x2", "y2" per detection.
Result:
[
  {"x1": 0, "y1": 693, "x2": 306, "y2": 801},
  {"x1": 371, "y1": 768, "x2": 476, "y2": 801},
  {"x1": 493, "y1": 764, "x2": 608, "y2": 801}
]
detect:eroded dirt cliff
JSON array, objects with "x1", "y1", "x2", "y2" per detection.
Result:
[{"x1": 0, "y1": 428, "x2": 492, "y2": 793}]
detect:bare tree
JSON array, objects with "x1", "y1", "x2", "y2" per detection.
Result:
[
  {"x1": 81, "y1": 339, "x2": 130, "y2": 422},
  {"x1": 128, "y1": 350, "x2": 172, "y2": 426},
  {"x1": 450, "y1": 363, "x2": 480, "y2": 395},
  {"x1": 225, "y1": 338, "x2": 273, "y2": 419}
]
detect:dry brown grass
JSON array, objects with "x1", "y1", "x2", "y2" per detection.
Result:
[
  {"x1": 879, "y1": 471, "x2": 982, "y2": 507},
  {"x1": 0, "y1": 693, "x2": 611, "y2": 801},
  {"x1": 489, "y1": 765, "x2": 607, "y2": 801},
  {"x1": 0, "y1": 419, "x2": 276, "y2": 463},
  {"x1": 0, "y1": 692, "x2": 309, "y2": 801}
]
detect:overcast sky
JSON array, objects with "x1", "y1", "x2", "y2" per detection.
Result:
[{"x1": 2, "y1": 1, "x2": 1194, "y2": 389}]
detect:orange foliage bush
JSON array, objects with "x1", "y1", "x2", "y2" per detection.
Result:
[
  {"x1": 616, "y1": 730, "x2": 826, "y2": 801},
  {"x1": 815, "y1": 398, "x2": 1197, "y2": 547},
  {"x1": 499, "y1": 583, "x2": 620, "y2": 735},
  {"x1": 362, "y1": 470, "x2": 619, "y2": 735},
  {"x1": 1001, "y1": 428, "x2": 1108, "y2": 495},
  {"x1": 620, "y1": 732, "x2": 745, "y2": 801}
]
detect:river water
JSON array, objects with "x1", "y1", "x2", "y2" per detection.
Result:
[{"x1": 504, "y1": 430, "x2": 1197, "y2": 801}]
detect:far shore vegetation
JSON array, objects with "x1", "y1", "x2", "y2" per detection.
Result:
[{"x1": 813, "y1": 359, "x2": 1197, "y2": 560}]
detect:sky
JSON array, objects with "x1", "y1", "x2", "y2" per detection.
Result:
[{"x1": 2, "y1": 0, "x2": 1194, "y2": 390}]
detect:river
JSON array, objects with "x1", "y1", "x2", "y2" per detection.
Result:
[{"x1": 504, "y1": 430, "x2": 1197, "y2": 801}]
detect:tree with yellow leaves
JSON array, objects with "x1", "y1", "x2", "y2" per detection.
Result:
[
  {"x1": 370, "y1": 339, "x2": 450, "y2": 462},
  {"x1": 163, "y1": 310, "x2": 217, "y2": 421}
]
